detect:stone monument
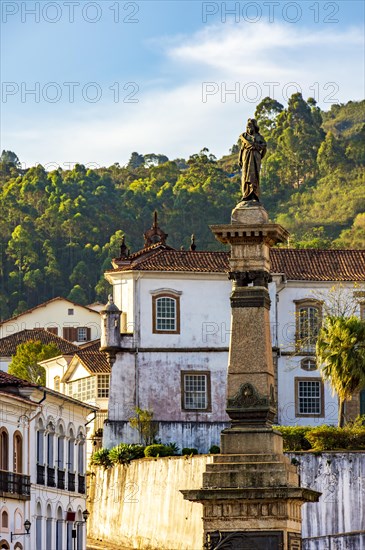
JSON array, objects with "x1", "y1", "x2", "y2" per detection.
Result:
[{"x1": 181, "y1": 120, "x2": 320, "y2": 550}]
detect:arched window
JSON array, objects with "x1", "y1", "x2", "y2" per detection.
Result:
[
  {"x1": 66, "y1": 508, "x2": 73, "y2": 550},
  {"x1": 14, "y1": 544, "x2": 23, "y2": 550},
  {"x1": 56, "y1": 425, "x2": 65, "y2": 490},
  {"x1": 68, "y1": 429, "x2": 75, "y2": 472},
  {"x1": 76, "y1": 509, "x2": 84, "y2": 550},
  {"x1": 0, "y1": 429, "x2": 9, "y2": 471},
  {"x1": 56, "y1": 507, "x2": 63, "y2": 550},
  {"x1": 77, "y1": 441, "x2": 85, "y2": 475},
  {"x1": 0, "y1": 540, "x2": 10, "y2": 550},
  {"x1": 13, "y1": 432, "x2": 23, "y2": 473},
  {"x1": 46, "y1": 505, "x2": 52, "y2": 549},
  {"x1": 152, "y1": 290, "x2": 181, "y2": 334},
  {"x1": 36, "y1": 502, "x2": 42, "y2": 550},
  {"x1": 14, "y1": 509, "x2": 23, "y2": 531},
  {"x1": 301, "y1": 358, "x2": 317, "y2": 371},
  {"x1": 57, "y1": 426, "x2": 65, "y2": 469},
  {"x1": 36, "y1": 420, "x2": 44, "y2": 464},
  {"x1": 1, "y1": 509, "x2": 9, "y2": 530},
  {"x1": 295, "y1": 299, "x2": 322, "y2": 351},
  {"x1": 54, "y1": 376, "x2": 60, "y2": 392},
  {"x1": 47, "y1": 427, "x2": 55, "y2": 467}
]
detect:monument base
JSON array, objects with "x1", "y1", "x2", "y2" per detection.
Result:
[
  {"x1": 231, "y1": 201, "x2": 269, "y2": 224},
  {"x1": 181, "y1": 428, "x2": 320, "y2": 549},
  {"x1": 221, "y1": 427, "x2": 284, "y2": 455}
]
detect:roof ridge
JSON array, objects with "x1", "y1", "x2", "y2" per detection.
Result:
[
  {"x1": 0, "y1": 296, "x2": 99, "y2": 325},
  {"x1": 0, "y1": 328, "x2": 79, "y2": 347}
]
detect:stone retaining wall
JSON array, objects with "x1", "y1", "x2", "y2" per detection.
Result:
[{"x1": 87, "y1": 452, "x2": 365, "y2": 550}]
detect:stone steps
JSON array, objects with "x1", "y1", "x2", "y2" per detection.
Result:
[{"x1": 213, "y1": 453, "x2": 287, "y2": 463}]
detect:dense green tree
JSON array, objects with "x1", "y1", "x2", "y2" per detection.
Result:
[
  {"x1": 317, "y1": 132, "x2": 345, "y2": 174},
  {"x1": 127, "y1": 152, "x2": 145, "y2": 169},
  {"x1": 254, "y1": 96, "x2": 284, "y2": 137},
  {"x1": 8, "y1": 340, "x2": 60, "y2": 384},
  {"x1": 0, "y1": 150, "x2": 21, "y2": 167},
  {"x1": 316, "y1": 316, "x2": 365, "y2": 427},
  {"x1": 334, "y1": 213, "x2": 365, "y2": 249},
  {"x1": 0, "y1": 98, "x2": 363, "y2": 317}
]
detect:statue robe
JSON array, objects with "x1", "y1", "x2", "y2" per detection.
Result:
[{"x1": 239, "y1": 132, "x2": 267, "y2": 201}]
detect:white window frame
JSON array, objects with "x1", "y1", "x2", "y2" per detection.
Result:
[
  {"x1": 181, "y1": 371, "x2": 211, "y2": 412},
  {"x1": 295, "y1": 377, "x2": 324, "y2": 417}
]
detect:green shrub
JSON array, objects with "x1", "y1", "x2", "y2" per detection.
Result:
[
  {"x1": 306, "y1": 426, "x2": 351, "y2": 450},
  {"x1": 90, "y1": 448, "x2": 112, "y2": 468},
  {"x1": 209, "y1": 445, "x2": 220, "y2": 454},
  {"x1": 348, "y1": 427, "x2": 365, "y2": 449},
  {"x1": 181, "y1": 447, "x2": 198, "y2": 456},
  {"x1": 144, "y1": 444, "x2": 174, "y2": 457},
  {"x1": 109, "y1": 443, "x2": 145, "y2": 465},
  {"x1": 274, "y1": 426, "x2": 312, "y2": 451},
  {"x1": 165, "y1": 442, "x2": 180, "y2": 455}
]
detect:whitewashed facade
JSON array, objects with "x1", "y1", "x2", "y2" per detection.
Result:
[
  {"x1": 102, "y1": 238, "x2": 365, "y2": 452},
  {"x1": 0, "y1": 297, "x2": 101, "y2": 343},
  {"x1": 40, "y1": 342, "x2": 110, "y2": 460},
  {"x1": 0, "y1": 371, "x2": 95, "y2": 550}
]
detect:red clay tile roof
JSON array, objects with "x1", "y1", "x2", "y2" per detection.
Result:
[
  {"x1": 69, "y1": 340, "x2": 110, "y2": 374},
  {"x1": 108, "y1": 245, "x2": 365, "y2": 282},
  {"x1": 78, "y1": 340, "x2": 101, "y2": 352},
  {"x1": 0, "y1": 296, "x2": 100, "y2": 325},
  {"x1": 0, "y1": 370, "x2": 38, "y2": 388},
  {"x1": 270, "y1": 249, "x2": 365, "y2": 281},
  {"x1": 74, "y1": 349, "x2": 110, "y2": 374},
  {"x1": 0, "y1": 329, "x2": 79, "y2": 356}
]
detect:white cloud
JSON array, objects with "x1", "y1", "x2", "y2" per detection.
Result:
[{"x1": 3, "y1": 22, "x2": 364, "y2": 166}]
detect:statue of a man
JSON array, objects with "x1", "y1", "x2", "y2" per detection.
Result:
[{"x1": 238, "y1": 118, "x2": 267, "y2": 202}]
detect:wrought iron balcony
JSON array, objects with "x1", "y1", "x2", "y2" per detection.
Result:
[
  {"x1": 47, "y1": 467, "x2": 56, "y2": 488},
  {"x1": 68, "y1": 472, "x2": 75, "y2": 492},
  {"x1": 0, "y1": 470, "x2": 30, "y2": 500},
  {"x1": 57, "y1": 469, "x2": 65, "y2": 490},
  {"x1": 78, "y1": 474, "x2": 86, "y2": 494},
  {"x1": 36, "y1": 464, "x2": 45, "y2": 485}
]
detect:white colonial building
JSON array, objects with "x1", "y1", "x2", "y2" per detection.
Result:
[
  {"x1": 101, "y1": 221, "x2": 365, "y2": 452},
  {"x1": 0, "y1": 297, "x2": 101, "y2": 343},
  {"x1": 40, "y1": 341, "x2": 110, "y2": 458},
  {"x1": 0, "y1": 371, "x2": 95, "y2": 550},
  {"x1": 0, "y1": 328, "x2": 79, "y2": 373}
]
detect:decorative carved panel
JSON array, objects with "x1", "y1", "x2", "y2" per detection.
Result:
[{"x1": 205, "y1": 530, "x2": 284, "y2": 549}]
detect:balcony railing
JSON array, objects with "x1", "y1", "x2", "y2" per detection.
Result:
[
  {"x1": 37, "y1": 464, "x2": 45, "y2": 485},
  {"x1": 57, "y1": 469, "x2": 65, "y2": 490},
  {"x1": 78, "y1": 474, "x2": 86, "y2": 494},
  {"x1": 68, "y1": 472, "x2": 75, "y2": 492},
  {"x1": 0, "y1": 470, "x2": 31, "y2": 500},
  {"x1": 47, "y1": 466, "x2": 56, "y2": 488}
]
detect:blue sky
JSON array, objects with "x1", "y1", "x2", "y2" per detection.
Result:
[{"x1": 1, "y1": 0, "x2": 364, "y2": 168}]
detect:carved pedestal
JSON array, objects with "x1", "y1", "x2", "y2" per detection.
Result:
[{"x1": 182, "y1": 203, "x2": 320, "y2": 550}]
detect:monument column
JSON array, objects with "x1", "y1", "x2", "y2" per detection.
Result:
[{"x1": 181, "y1": 120, "x2": 320, "y2": 550}]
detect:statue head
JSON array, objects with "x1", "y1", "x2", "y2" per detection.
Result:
[{"x1": 246, "y1": 118, "x2": 260, "y2": 135}]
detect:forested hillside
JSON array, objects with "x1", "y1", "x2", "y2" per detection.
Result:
[{"x1": 0, "y1": 95, "x2": 364, "y2": 319}]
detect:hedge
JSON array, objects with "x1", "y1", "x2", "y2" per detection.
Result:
[{"x1": 274, "y1": 420, "x2": 365, "y2": 452}]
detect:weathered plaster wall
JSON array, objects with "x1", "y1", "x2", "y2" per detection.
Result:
[
  {"x1": 104, "y1": 420, "x2": 229, "y2": 452},
  {"x1": 291, "y1": 451, "x2": 365, "y2": 548},
  {"x1": 88, "y1": 452, "x2": 365, "y2": 550},
  {"x1": 88, "y1": 455, "x2": 214, "y2": 550}
]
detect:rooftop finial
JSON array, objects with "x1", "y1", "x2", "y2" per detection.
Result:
[
  {"x1": 190, "y1": 234, "x2": 197, "y2": 251},
  {"x1": 143, "y1": 211, "x2": 168, "y2": 248},
  {"x1": 120, "y1": 235, "x2": 128, "y2": 258}
]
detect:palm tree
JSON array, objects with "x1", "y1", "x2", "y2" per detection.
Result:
[{"x1": 316, "y1": 316, "x2": 365, "y2": 427}]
